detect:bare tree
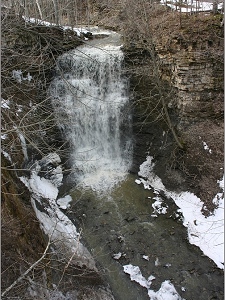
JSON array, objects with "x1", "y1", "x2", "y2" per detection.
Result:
[
  {"x1": 121, "y1": 0, "x2": 184, "y2": 149},
  {"x1": 51, "y1": 0, "x2": 59, "y2": 24},
  {"x1": 35, "y1": 0, "x2": 43, "y2": 19},
  {"x1": 1, "y1": 240, "x2": 51, "y2": 298}
]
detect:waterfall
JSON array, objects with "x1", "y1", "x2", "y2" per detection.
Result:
[{"x1": 50, "y1": 37, "x2": 132, "y2": 193}]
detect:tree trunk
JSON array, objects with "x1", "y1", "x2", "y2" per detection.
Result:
[
  {"x1": 52, "y1": 0, "x2": 59, "y2": 25},
  {"x1": 35, "y1": 0, "x2": 43, "y2": 19},
  {"x1": 212, "y1": 0, "x2": 218, "y2": 14}
]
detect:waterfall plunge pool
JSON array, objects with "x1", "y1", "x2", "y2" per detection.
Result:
[{"x1": 68, "y1": 174, "x2": 223, "y2": 300}]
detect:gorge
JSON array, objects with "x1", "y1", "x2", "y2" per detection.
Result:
[{"x1": 1, "y1": 3, "x2": 224, "y2": 300}]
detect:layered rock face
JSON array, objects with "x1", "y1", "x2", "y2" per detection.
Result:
[
  {"x1": 125, "y1": 15, "x2": 224, "y2": 211},
  {"x1": 156, "y1": 33, "x2": 223, "y2": 125}
]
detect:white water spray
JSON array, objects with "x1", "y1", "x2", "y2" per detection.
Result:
[{"x1": 50, "y1": 33, "x2": 132, "y2": 192}]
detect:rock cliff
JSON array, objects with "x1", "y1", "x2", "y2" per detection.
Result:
[
  {"x1": 154, "y1": 15, "x2": 223, "y2": 124},
  {"x1": 122, "y1": 13, "x2": 224, "y2": 213}
]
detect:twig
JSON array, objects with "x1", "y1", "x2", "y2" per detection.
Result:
[{"x1": 1, "y1": 239, "x2": 51, "y2": 297}]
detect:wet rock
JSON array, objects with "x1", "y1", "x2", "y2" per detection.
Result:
[
  {"x1": 118, "y1": 235, "x2": 125, "y2": 243},
  {"x1": 124, "y1": 215, "x2": 136, "y2": 222}
]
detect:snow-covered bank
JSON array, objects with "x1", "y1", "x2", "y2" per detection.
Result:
[
  {"x1": 22, "y1": 16, "x2": 114, "y2": 41},
  {"x1": 23, "y1": 16, "x2": 91, "y2": 37},
  {"x1": 19, "y1": 153, "x2": 96, "y2": 271},
  {"x1": 160, "y1": 0, "x2": 224, "y2": 13},
  {"x1": 136, "y1": 156, "x2": 224, "y2": 270}
]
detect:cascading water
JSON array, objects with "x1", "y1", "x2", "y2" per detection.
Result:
[{"x1": 50, "y1": 32, "x2": 132, "y2": 192}]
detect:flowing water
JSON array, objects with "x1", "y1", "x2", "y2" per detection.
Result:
[
  {"x1": 50, "y1": 29, "x2": 224, "y2": 299},
  {"x1": 50, "y1": 29, "x2": 132, "y2": 193}
]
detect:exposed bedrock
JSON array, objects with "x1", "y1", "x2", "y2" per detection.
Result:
[{"x1": 125, "y1": 25, "x2": 224, "y2": 212}]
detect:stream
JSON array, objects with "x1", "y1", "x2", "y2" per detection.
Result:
[
  {"x1": 68, "y1": 174, "x2": 223, "y2": 300},
  {"x1": 50, "y1": 28, "x2": 224, "y2": 299}
]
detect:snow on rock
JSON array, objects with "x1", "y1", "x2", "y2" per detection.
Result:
[
  {"x1": 155, "y1": 257, "x2": 160, "y2": 266},
  {"x1": 137, "y1": 156, "x2": 224, "y2": 269},
  {"x1": 12, "y1": 69, "x2": 23, "y2": 83},
  {"x1": 1, "y1": 98, "x2": 10, "y2": 109},
  {"x1": 49, "y1": 165, "x2": 63, "y2": 187},
  {"x1": 57, "y1": 195, "x2": 72, "y2": 210},
  {"x1": 22, "y1": 16, "x2": 92, "y2": 38},
  {"x1": 123, "y1": 264, "x2": 183, "y2": 300},
  {"x1": 27, "y1": 172, "x2": 59, "y2": 200},
  {"x1": 2, "y1": 150, "x2": 12, "y2": 162},
  {"x1": 168, "y1": 190, "x2": 224, "y2": 270},
  {"x1": 138, "y1": 156, "x2": 165, "y2": 191},
  {"x1": 160, "y1": 0, "x2": 223, "y2": 13},
  {"x1": 143, "y1": 255, "x2": 150, "y2": 261},
  {"x1": 20, "y1": 153, "x2": 97, "y2": 271},
  {"x1": 139, "y1": 156, "x2": 154, "y2": 179},
  {"x1": 1, "y1": 134, "x2": 7, "y2": 140},
  {"x1": 148, "y1": 280, "x2": 184, "y2": 300},
  {"x1": 30, "y1": 196, "x2": 96, "y2": 270},
  {"x1": 202, "y1": 141, "x2": 212, "y2": 154},
  {"x1": 12, "y1": 70, "x2": 33, "y2": 83},
  {"x1": 151, "y1": 196, "x2": 168, "y2": 216},
  {"x1": 123, "y1": 264, "x2": 155, "y2": 289},
  {"x1": 113, "y1": 252, "x2": 123, "y2": 260}
]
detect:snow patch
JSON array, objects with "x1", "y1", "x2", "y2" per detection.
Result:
[
  {"x1": 155, "y1": 257, "x2": 160, "y2": 266},
  {"x1": 12, "y1": 70, "x2": 33, "y2": 83},
  {"x1": 23, "y1": 16, "x2": 92, "y2": 37},
  {"x1": 27, "y1": 172, "x2": 59, "y2": 200},
  {"x1": 148, "y1": 280, "x2": 183, "y2": 300},
  {"x1": 203, "y1": 141, "x2": 212, "y2": 154},
  {"x1": 113, "y1": 252, "x2": 123, "y2": 260},
  {"x1": 123, "y1": 264, "x2": 183, "y2": 300},
  {"x1": 143, "y1": 255, "x2": 150, "y2": 261},
  {"x1": 57, "y1": 195, "x2": 72, "y2": 210},
  {"x1": 20, "y1": 153, "x2": 96, "y2": 271},
  {"x1": 123, "y1": 264, "x2": 155, "y2": 289},
  {"x1": 160, "y1": 0, "x2": 223, "y2": 13},
  {"x1": 2, "y1": 150, "x2": 12, "y2": 162},
  {"x1": 1, "y1": 134, "x2": 7, "y2": 140},
  {"x1": 151, "y1": 196, "x2": 168, "y2": 216},
  {"x1": 137, "y1": 156, "x2": 224, "y2": 269},
  {"x1": 1, "y1": 98, "x2": 10, "y2": 109}
]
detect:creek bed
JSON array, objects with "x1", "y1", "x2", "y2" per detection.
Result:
[{"x1": 67, "y1": 174, "x2": 224, "y2": 300}]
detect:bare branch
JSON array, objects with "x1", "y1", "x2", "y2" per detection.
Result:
[{"x1": 1, "y1": 239, "x2": 51, "y2": 298}]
